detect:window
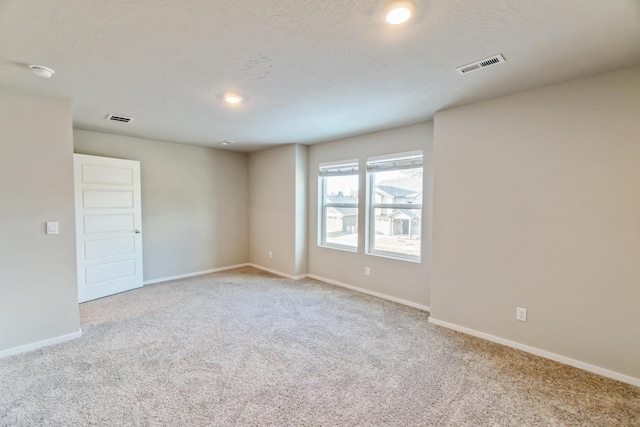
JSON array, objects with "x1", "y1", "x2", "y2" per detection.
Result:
[
  {"x1": 319, "y1": 160, "x2": 359, "y2": 251},
  {"x1": 367, "y1": 151, "x2": 423, "y2": 261}
]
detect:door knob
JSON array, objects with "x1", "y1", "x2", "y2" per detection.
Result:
[{"x1": 134, "y1": 229, "x2": 141, "y2": 234}]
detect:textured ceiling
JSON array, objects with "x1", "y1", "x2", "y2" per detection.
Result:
[{"x1": 1, "y1": 0, "x2": 639, "y2": 152}]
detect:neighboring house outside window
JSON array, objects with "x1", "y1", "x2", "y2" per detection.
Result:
[
  {"x1": 319, "y1": 160, "x2": 359, "y2": 251},
  {"x1": 367, "y1": 151, "x2": 423, "y2": 262}
]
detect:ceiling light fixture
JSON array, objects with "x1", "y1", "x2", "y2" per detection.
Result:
[
  {"x1": 28, "y1": 64, "x2": 55, "y2": 78},
  {"x1": 223, "y1": 93, "x2": 244, "y2": 104},
  {"x1": 219, "y1": 140, "x2": 235, "y2": 145},
  {"x1": 384, "y1": 0, "x2": 416, "y2": 25}
]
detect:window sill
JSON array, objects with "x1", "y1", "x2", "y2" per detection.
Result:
[
  {"x1": 366, "y1": 250, "x2": 421, "y2": 263},
  {"x1": 318, "y1": 243, "x2": 358, "y2": 253}
]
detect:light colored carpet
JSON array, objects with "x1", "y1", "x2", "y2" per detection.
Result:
[{"x1": 1, "y1": 267, "x2": 638, "y2": 426}]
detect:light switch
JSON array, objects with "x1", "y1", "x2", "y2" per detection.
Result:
[{"x1": 46, "y1": 222, "x2": 59, "y2": 235}]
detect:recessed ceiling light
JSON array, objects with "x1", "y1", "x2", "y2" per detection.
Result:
[
  {"x1": 28, "y1": 64, "x2": 55, "y2": 78},
  {"x1": 223, "y1": 93, "x2": 244, "y2": 104},
  {"x1": 384, "y1": 0, "x2": 416, "y2": 25}
]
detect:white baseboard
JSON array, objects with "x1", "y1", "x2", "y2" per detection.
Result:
[
  {"x1": 306, "y1": 274, "x2": 431, "y2": 312},
  {"x1": 0, "y1": 329, "x2": 83, "y2": 360},
  {"x1": 428, "y1": 317, "x2": 640, "y2": 388},
  {"x1": 247, "y1": 263, "x2": 307, "y2": 280},
  {"x1": 143, "y1": 263, "x2": 251, "y2": 285}
]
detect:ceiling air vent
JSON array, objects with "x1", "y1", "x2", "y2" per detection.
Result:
[
  {"x1": 456, "y1": 54, "x2": 505, "y2": 75},
  {"x1": 105, "y1": 114, "x2": 134, "y2": 123}
]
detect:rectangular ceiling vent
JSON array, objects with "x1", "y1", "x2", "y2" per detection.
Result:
[
  {"x1": 456, "y1": 54, "x2": 505, "y2": 75},
  {"x1": 105, "y1": 114, "x2": 134, "y2": 123}
]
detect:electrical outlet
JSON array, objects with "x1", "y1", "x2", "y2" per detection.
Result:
[
  {"x1": 268, "y1": 251, "x2": 273, "y2": 258},
  {"x1": 516, "y1": 307, "x2": 527, "y2": 322},
  {"x1": 365, "y1": 267, "x2": 370, "y2": 276}
]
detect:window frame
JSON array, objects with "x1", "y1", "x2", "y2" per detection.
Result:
[
  {"x1": 318, "y1": 159, "x2": 359, "y2": 252},
  {"x1": 366, "y1": 151, "x2": 423, "y2": 263}
]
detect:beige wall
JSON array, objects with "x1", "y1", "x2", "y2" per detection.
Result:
[
  {"x1": 431, "y1": 67, "x2": 640, "y2": 380},
  {"x1": 294, "y1": 145, "x2": 309, "y2": 276},
  {"x1": 0, "y1": 87, "x2": 80, "y2": 352},
  {"x1": 249, "y1": 144, "x2": 307, "y2": 277},
  {"x1": 308, "y1": 122, "x2": 433, "y2": 307},
  {"x1": 74, "y1": 130, "x2": 249, "y2": 282}
]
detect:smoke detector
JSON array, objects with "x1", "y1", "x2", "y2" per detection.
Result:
[
  {"x1": 219, "y1": 140, "x2": 235, "y2": 146},
  {"x1": 28, "y1": 65, "x2": 55, "y2": 78}
]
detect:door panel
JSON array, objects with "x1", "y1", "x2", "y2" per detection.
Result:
[
  {"x1": 85, "y1": 260, "x2": 136, "y2": 285},
  {"x1": 82, "y1": 164, "x2": 133, "y2": 185},
  {"x1": 83, "y1": 214, "x2": 134, "y2": 234},
  {"x1": 74, "y1": 154, "x2": 143, "y2": 303},
  {"x1": 84, "y1": 237, "x2": 135, "y2": 259},
  {"x1": 82, "y1": 190, "x2": 134, "y2": 208}
]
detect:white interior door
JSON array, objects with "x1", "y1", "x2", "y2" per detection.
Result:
[{"x1": 74, "y1": 154, "x2": 143, "y2": 303}]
